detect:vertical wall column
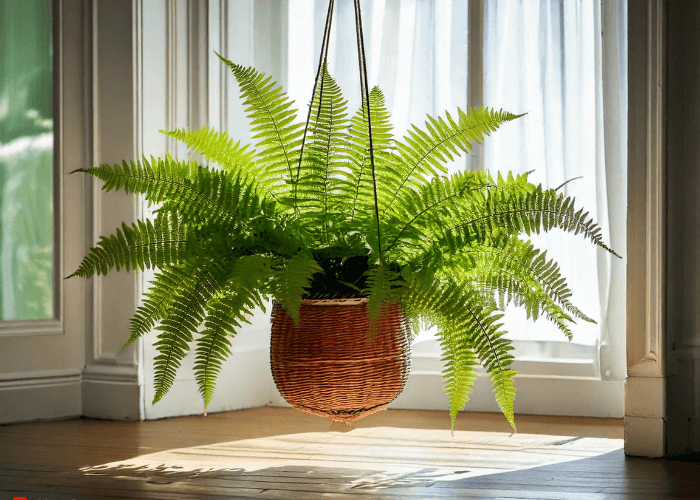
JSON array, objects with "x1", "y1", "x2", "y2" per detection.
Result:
[
  {"x1": 625, "y1": 0, "x2": 667, "y2": 457},
  {"x1": 81, "y1": 0, "x2": 143, "y2": 420}
]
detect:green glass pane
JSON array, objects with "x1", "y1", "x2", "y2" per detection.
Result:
[{"x1": 0, "y1": 0, "x2": 54, "y2": 320}]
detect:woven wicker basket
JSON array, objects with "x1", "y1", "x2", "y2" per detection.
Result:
[{"x1": 270, "y1": 297, "x2": 411, "y2": 422}]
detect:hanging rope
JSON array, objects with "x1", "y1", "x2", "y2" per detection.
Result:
[
  {"x1": 296, "y1": 0, "x2": 336, "y2": 184},
  {"x1": 298, "y1": 0, "x2": 383, "y2": 262},
  {"x1": 353, "y1": 0, "x2": 383, "y2": 263}
]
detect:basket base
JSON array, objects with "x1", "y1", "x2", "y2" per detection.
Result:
[{"x1": 293, "y1": 402, "x2": 389, "y2": 423}]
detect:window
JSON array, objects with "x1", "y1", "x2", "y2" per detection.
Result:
[{"x1": 0, "y1": 0, "x2": 54, "y2": 321}]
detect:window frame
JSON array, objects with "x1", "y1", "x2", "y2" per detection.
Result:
[{"x1": 0, "y1": 0, "x2": 63, "y2": 337}]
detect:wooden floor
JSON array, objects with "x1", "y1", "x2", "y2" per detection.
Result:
[{"x1": 1, "y1": 406, "x2": 699, "y2": 499}]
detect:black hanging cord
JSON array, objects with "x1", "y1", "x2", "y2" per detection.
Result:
[
  {"x1": 353, "y1": 0, "x2": 383, "y2": 263},
  {"x1": 296, "y1": 0, "x2": 336, "y2": 184},
  {"x1": 299, "y1": 0, "x2": 383, "y2": 262}
]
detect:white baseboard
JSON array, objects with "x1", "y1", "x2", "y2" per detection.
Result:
[
  {"x1": 268, "y1": 370, "x2": 624, "y2": 421},
  {"x1": 0, "y1": 369, "x2": 82, "y2": 424},
  {"x1": 81, "y1": 363, "x2": 142, "y2": 420},
  {"x1": 389, "y1": 371, "x2": 625, "y2": 419}
]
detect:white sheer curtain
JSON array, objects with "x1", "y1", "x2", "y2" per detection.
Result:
[
  {"x1": 287, "y1": 0, "x2": 468, "y2": 142},
  {"x1": 286, "y1": 0, "x2": 627, "y2": 355},
  {"x1": 482, "y1": 0, "x2": 627, "y2": 353}
]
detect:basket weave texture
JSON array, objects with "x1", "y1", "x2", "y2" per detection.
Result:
[{"x1": 270, "y1": 298, "x2": 412, "y2": 422}]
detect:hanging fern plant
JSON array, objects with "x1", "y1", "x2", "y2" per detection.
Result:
[{"x1": 69, "y1": 49, "x2": 619, "y2": 430}]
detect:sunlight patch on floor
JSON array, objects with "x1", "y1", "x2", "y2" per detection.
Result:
[{"x1": 79, "y1": 426, "x2": 624, "y2": 488}]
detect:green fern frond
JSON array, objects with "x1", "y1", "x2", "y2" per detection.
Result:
[
  {"x1": 339, "y1": 87, "x2": 396, "y2": 220},
  {"x1": 273, "y1": 254, "x2": 323, "y2": 323},
  {"x1": 160, "y1": 126, "x2": 283, "y2": 201},
  {"x1": 217, "y1": 53, "x2": 303, "y2": 198},
  {"x1": 386, "y1": 107, "x2": 524, "y2": 209},
  {"x1": 194, "y1": 317, "x2": 233, "y2": 409},
  {"x1": 439, "y1": 324, "x2": 478, "y2": 429},
  {"x1": 404, "y1": 276, "x2": 517, "y2": 430},
  {"x1": 75, "y1": 156, "x2": 270, "y2": 228},
  {"x1": 364, "y1": 263, "x2": 405, "y2": 338},
  {"x1": 296, "y1": 65, "x2": 351, "y2": 242},
  {"x1": 152, "y1": 262, "x2": 228, "y2": 404},
  {"x1": 162, "y1": 126, "x2": 258, "y2": 171},
  {"x1": 121, "y1": 265, "x2": 194, "y2": 351},
  {"x1": 194, "y1": 256, "x2": 272, "y2": 408},
  {"x1": 67, "y1": 211, "x2": 193, "y2": 278},
  {"x1": 455, "y1": 238, "x2": 595, "y2": 340},
  {"x1": 384, "y1": 170, "x2": 496, "y2": 255},
  {"x1": 442, "y1": 185, "x2": 620, "y2": 257}
]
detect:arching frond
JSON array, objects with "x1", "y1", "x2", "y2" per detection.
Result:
[
  {"x1": 75, "y1": 156, "x2": 272, "y2": 228},
  {"x1": 386, "y1": 107, "x2": 524, "y2": 208},
  {"x1": 439, "y1": 324, "x2": 479, "y2": 429},
  {"x1": 364, "y1": 264, "x2": 405, "y2": 337},
  {"x1": 121, "y1": 265, "x2": 195, "y2": 350},
  {"x1": 217, "y1": 53, "x2": 304, "y2": 201},
  {"x1": 338, "y1": 87, "x2": 396, "y2": 221},
  {"x1": 195, "y1": 255, "x2": 274, "y2": 408},
  {"x1": 272, "y1": 254, "x2": 323, "y2": 323},
  {"x1": 403, "y1": 276, "x2": 517, "y2": 430},
  {"x1": 67, "y1": 211, "x2": 194, "y2": 279},
  {"x1": 467, "y1": 238, "x2": 595, "y2": 336},
  {"x1": 162, "y1": 126, "x2": 258, "y2": 171},
  {"x1": 439, "y1": 185, "x2": 620, "y2": 257},
  {"x1": 152, "y1": 262, "x2": 229, "y2": 404}
]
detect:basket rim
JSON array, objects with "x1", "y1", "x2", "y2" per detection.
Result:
[{"x1": 297, "y1": 297, "x2": 369, "y2": 306}]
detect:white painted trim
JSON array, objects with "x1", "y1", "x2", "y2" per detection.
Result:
[
  {"x1": 411, "y1": 352, "x2": 599, "y2": 379},
  {"x1": 82, "y1": 363, "x2": 139, "y2": 384},
  {"x1": 389, "y1": 372, "x2": 624, "y2": 419},
  {"x1": 0, "y1": 319, "x2": 63, "y2": 337},
  {"x1": 625, "y1": 0, "x2": 667, "y2": 457},
  {"x1": 0, "y1": 368, "x2": 81, "y2": 386},
  {"x1": 627, "y1": 0, "x2": 665, "y2": 380},
  {"x1": 0, "y1": 369, "x2": 82, "y2": 424},
  {"x1": 0, "y1": 372, "x2": 82, "y2": 424},
  {"x1": 82, "y1": 377, "x2": 142, "y2": 421}
]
